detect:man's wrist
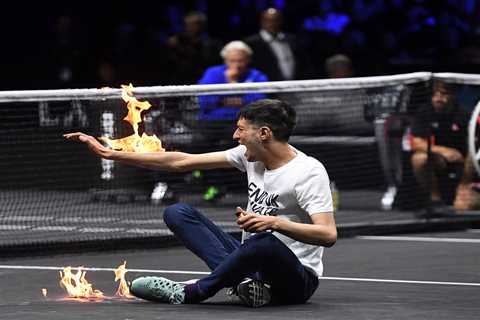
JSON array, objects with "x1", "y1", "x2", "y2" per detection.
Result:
[
  {"x1": 104, "y1": 149, "x2": 118, "y2": 160},
  {"x1": 271, "y1": 216, "x2": 282, "y2": 231}
]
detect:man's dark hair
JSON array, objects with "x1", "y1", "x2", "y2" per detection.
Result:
[
  {"x1": 184, "y1": 11, "x2": 207, "y2": 24},
  {"x1": 432, "y1": 80, "x2": 457, "y2": 95},
  {"x1": 237, "y1": 99, "x2": 296, "y2": 142}
]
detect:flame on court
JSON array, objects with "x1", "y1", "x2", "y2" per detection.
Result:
[
  {"x1": 41, "y1": 288, "x2": 47, "y2": 297},
  {"x1": 59, "y1": 266, "x2": 104, "y2": 301},
  {"x1": 114, "y1": 261, "x2": 133, "y2": 298},
  {"x1": 100, "y1": 83, "x2": 165, "y2": 152}
]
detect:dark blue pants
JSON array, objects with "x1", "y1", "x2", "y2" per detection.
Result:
[{"x1": 163, "y1": 203, "x2": 319, "y2": 304}]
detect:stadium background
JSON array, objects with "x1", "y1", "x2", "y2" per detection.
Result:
[
  {"x1": 1, "y1": 0, "x2": 480, "y2": 90},
  {"x1": 1, "y1": 0, "x2": 480, "y2": 253},
  {"x1": 0, "y1": 3, "x2": 479, "y2": 318}
]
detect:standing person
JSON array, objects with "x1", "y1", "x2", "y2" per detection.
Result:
[
  {"x1": 40, "y1": 14, "x2": 89, "y2": 89},
  {"x1": 244, "y1": 8, "x2": 312, "y2": 81},
  {"x1": 166, "y1": 11, "x2": 223, "y2": 85},
  {"x1": 64, "y1": 99, "x2": 337, "y2": 307},
  {"x1": 410, "y1": 81, "x2": 470, "y2": 214}
]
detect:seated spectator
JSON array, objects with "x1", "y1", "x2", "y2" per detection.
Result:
[
  {"x1": 244, "y1": 8, "x2": 312, "y2": 81},
  {"x1": 195, "y1": 40, "x2": 269, "y2": 201},
  {"x1": 197, "y1": 40, "x2": 268, "y2": 125},
  {"x1": 410, "y1": 81, "x2": 470, "y2": 214},
  {"x1": 166, "y1": 11, "x2": 222, "y2": 85},
  {"x1": 325, "y1": 54, "x2": 354, "y2": 78}
]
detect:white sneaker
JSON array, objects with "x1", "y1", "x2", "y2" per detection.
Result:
[
  {"x1": 151, "y1": 182, "x2": 168, "y2": 204},
  {"x1": 381, "y1": 186, "x2": 397, "y2": 211}
]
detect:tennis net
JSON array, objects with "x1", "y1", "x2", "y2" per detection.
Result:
[{"x1": 2, "y1": 72, "x2": 479, "y2": 255}]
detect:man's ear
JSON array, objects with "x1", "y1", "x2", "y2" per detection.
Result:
[{"x1": 259, "y1": 126, "x2": 272, "y2": 141}]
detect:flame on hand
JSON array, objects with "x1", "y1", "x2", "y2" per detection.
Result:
[
  {"x1": 100, "y1": 83, "x2": 165, "y2": 153},
  {"x1": 100, "y1": 132, "x2": 163, "y2": 153}
]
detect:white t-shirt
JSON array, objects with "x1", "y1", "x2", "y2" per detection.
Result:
[{"x1": 225, "y1": 144, "x2": 333, "y2": 277}]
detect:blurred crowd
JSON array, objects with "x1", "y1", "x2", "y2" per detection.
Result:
[{"x1": 2, "y1": 0, "x2": 480, "y2": 90}]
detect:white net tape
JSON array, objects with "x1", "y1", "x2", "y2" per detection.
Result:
[
  {"x1": 434, "y1": 73, "x2": 480, "y2": 85},
  {"x1": 0, "y1": 72, "x2": 432, "y2": 103}
]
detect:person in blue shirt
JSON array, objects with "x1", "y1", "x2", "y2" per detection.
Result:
[
  {"x1": 197, "y1": 40, "x2": 269, "y2": 122},
  {"x1": 195, "y1": 41, "x2": 269, "y2": 201}
]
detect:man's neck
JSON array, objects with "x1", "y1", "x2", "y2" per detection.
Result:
[
  {"x1": 260, "y1": 29, "x2": 282, "y2": 41},
  {"x1": 261, "y1": 142, "x2": 297, "y2": 170}
]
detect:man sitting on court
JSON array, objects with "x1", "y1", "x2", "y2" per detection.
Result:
[{"x1": 64, "y1": 99, "x2": 337, "y2": 307}]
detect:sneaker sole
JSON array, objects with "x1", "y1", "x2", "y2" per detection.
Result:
[{"x1": 237, "y1": 279, "x2": 271, "y2": 307}]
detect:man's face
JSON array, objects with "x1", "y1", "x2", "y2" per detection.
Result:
[
  {"x1": 261, "y1": 10, "x2": 282, "y2": 35},
  {"x1": 431, "y1": 89, "x2": 455, "y2": 112},
  {"x1": 328, "y1": 66, "x2": 353, "y2": 78},
  {"x1": 184, "y1": 16, "x2": 204, "y2": 36},
  {"x1": 233, "y1": 118, "x2": 261, "y2": 162},
  {"x1": 224, "y1": 49, "x2": 250, "y2": 75}
]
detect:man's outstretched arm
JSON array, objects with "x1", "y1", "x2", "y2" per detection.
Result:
[{"x1": 64, "y1": 132, "x2": 233, "y2": 172}]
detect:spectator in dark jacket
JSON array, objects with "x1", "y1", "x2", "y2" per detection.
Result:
[
  {"x1": 244, "y1": 8, "x2": 312, "y2": 81},
  {"x1": 166, "y1": 11, "x2": 222, "y2": 85}
]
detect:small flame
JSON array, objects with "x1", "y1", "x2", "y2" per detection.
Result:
[
  {"x1": 59, "y1": 267, "x2": 104, "y2": 300},
  {"x1": 42, "y1": 288, "x2": 47, "y2": 297},
  {"x1": 100, "y1": 83, "x2": 165, "y2": 153},
  {"x1": 114, "y1": 261, "x2": 133, "y2": 298}
]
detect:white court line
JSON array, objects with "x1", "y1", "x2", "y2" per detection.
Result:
[
  {"x1": 320, "y1": 277, "x2": 480, "y2": 287},
  {"x1": 356, "y1": 235, "x2": 480, "y2": 243},
  {"x1": 0, "y1": 265, "x2": 479, "y2": 287},
  {"x1": 0, "y1": 265, "x2": 209, "y2": 275}
]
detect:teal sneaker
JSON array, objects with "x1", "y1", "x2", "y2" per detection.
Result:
[
  {"x1": 236, "y1": 278, "x2": 271, "y2": 307},
  {"x1": 130, "y1": 276, "x2": 185, "y2": 304}
]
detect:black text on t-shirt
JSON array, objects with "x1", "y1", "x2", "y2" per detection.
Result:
[{"x1": 248, "y1": 182, "x2": 279, "y2": 216}]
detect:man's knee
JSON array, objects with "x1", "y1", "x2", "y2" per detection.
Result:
[
  {"x1": 242, "y1": 233, "x2": 280, "y2": 255},
  {"x1": 163, "y1": 202, "x2": 194, "y2": 226},
  {"x1": 411, "y1": 152, "x2": 428, "y2": 169}
]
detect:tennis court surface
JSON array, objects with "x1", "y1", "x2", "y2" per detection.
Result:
[{"x1": 1, "y1": 229, "x2": 479, "y2": 320}]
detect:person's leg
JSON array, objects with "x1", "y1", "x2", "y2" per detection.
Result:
[
  {"x1": 130, "y1": 232, "x2": 318, "y2": 306},
  {"x1": 188, "y1": 232, "x2": 319, "y2": 305},
  {"x1": 411, "y1": 151, "x2": 444, "y2": 201},
  {"x1": 163, "y1": 202, "x2": 240, "y2": 270},
  {"x1": 454, "y1": 157, "x2": 480, "y2": 211},
  {"x1": 454, "y1": 182, "x2": 480, "y2": 211}
]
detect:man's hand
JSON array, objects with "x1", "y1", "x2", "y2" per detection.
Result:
[
  {"x1": 437, "y1": 147, "x2": 464, "y2": 163},
  {"x1": 236, "y1": 207, "x2": 278, "y2": 233},
  {"x1": 235, "y1": 206, "x2": 246, "y2": 218},
  {"x1": 225, "y1": 66, "x2": 241, "y2": 83},
  {"x1": 64, "y1": 132, "x2": 112, "y2": 159},
  {"x1": 222, "y1": 97, "x2": 243, "y2": 107}
]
